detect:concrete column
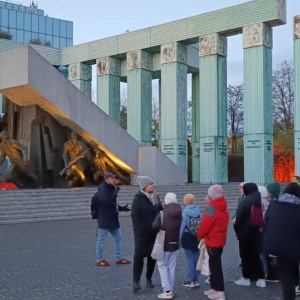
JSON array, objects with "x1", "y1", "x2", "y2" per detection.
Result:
[
  {"x1": 127, "y1": 50, "x2": 153, "y2": 146},
  {"x1": 160, "y1": 42, "x2": 188, "y2": 178},
  {"x1": 68, "y1": 63, "x2": 92, "y2": 99},
  {"x1": 199, "y1": 34, "x2": 228, "y2": 183},
  {"x1": 96, "y1": 57, "x2": 121, "y2": 123},
  {"x1": 294, "y1": 16, "x2": 300, "y2": 175},
  {"x1": 243, "y1": 23, "x2": 273, "y2": 184}
]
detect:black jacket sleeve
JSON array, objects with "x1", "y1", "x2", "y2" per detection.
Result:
[
  {"x1": 152, "y1": 211, "x2": 162, "y2": 233},
  {"x1": 234, "y1": 201, "x2": 245, "y2": 233}
]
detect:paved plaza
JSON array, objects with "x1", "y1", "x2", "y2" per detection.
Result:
[{"x1": 0, "y1": 212, "x2": 283, "y2": 300}]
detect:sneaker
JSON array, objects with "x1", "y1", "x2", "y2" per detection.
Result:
[
  {"x1": 296, "y1": 286, "x2": 300, "y2": 295},
  {"x1": 204, "y1": 289, "x2": 217, "y2": 296},
  {"x1": 96, "y1": 260, "x2": 110, "y2": 266},
  {"x1": 256, "y1": 279, "x2": 267, "y2": 288},
  {"x1": 158, "y1": 291, "x2": 173, "y2": 299},
  {"x1": 205, "y1": 277, "x2": 210, "y2": 284},
  {"x1": 116, "y1": 258, "x2": 131, "y2": 264},
  {"x1": 208, "y1": 291, "x2": 226, "y2": 300},
  {"x1": 193, "y1": 281, "x2": 200, "y2": 287},
  {"x1": 235, "y1": 277, "x2": 251, "y2": 286},
  {"x1": 183, "y1": 281, "x2": 195, "y2": 288}
]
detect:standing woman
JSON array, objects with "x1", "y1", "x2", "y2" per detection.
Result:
[
  {"x1": 131, "y1": 176, "x2": 163, "y2": 292},
  {"x1": 234, "y1": 183, "x2": 266, "y2": 288}
]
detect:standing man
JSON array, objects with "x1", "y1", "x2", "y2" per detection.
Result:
[{"x1": 91, "y1": 172, "x2": 131, "y2": 266}]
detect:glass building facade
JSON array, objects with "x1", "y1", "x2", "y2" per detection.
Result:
[{"x1": 0, "y1": 1, "x2": 73, "y2": 49}]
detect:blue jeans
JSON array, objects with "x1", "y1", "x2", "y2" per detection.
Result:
[
  {"x1": 97, "y1": 228, "x2": 122, "y2": 262},
  {"x1": 184, "y1": 249, "x2": 200, "y2": 282}
]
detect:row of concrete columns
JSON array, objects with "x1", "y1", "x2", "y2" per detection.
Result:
[{"x1": 67, "y1": 20, "x2": 287, "y2": 185}]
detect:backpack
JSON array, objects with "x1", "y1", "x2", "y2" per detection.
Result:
[
  {"x1": 250, "y1": 205, "x2": 264, "y2": 228},
  {"x1": 182, "y1": 215, "x2": 201, "y2": 251}
]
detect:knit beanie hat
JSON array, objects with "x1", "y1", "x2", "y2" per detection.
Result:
[
  {"x1": 164, "y1": 192, "x2": 177, "y2": 205},
  {"x1": 267, "y1": 182, "x2": 281, "y2": 198},
  {"x1": 208, "y1": 184, "x2": 223, "y2": 200},
  {"x1": 184, "y1": 194, "x2": 195, "y2": 206},
  {"x1": 138, "y1": 176, "x2": 154, "y2": 191},
  {"x1": 283, "y1": 183, "x2": 300, "y2": 198}
]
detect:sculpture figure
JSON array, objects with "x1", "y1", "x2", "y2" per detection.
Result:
[
  {"x1": 0, "y1": 131, "x2": 37, "y2": 187},
  {"x1": 62, "y1": 132, "x2": 86, "y2": 187}
]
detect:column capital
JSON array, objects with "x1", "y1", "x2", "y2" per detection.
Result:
[
  {"x1": 127, "y1": 50, "x2": 153, "y2": 71},
  {"x1": 160, "y1": 42, "x2": 187, "y2": 65},
  {"x1": 96, "y1": 57, "x2": 121, "y2": 76},
  {"x1": 199, "y1": 34, "x2": 227, "y2": 57},
  {"x1": 243, "y1": 23, "x2": 273, "y2": 49},
  {"x1": 69, "y1": 63, "x2": 92, "y2": 81},
  {"x1": 278, "y1": 0, "x2": 287, "y2": 24},
  {"x1": 294, "y1": 16, "x2": 300, "y2": 40}
]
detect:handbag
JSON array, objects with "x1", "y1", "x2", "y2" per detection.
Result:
[
  {"x1": 196, "y1": 239, "x2": 210, "y2": 276},
  {"x1": 250, "y1": 205, "x2": 264, "y2": 227},
  {"x1": 151, "y1": 211, "x2": 165, "y2": 262}
]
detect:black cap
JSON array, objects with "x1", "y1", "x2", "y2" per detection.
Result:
[{"x1": 104, "y1": 173, "x2": 116, "y2": 180}]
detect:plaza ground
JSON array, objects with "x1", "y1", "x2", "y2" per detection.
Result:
[{"x1": 0, "y1": 212, "x2": 283, "y2": 300}]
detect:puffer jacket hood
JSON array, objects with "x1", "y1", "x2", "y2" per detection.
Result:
[
  {"x1": 165, "y1": 202, "x2": 182, "y2": 218},
  {"x1": 183, "y1": 205, "x2": 201, "y2": 217},
  {"x1": 210, "y1": 196, "x2": 227, "y2": 212},
  {"x1": 279, "y1": 193, "x2": 300, "y2": 205}
]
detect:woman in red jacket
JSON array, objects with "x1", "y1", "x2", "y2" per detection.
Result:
[{"x1": 198, "y1": 184, "x2": 229, "y2": 300}]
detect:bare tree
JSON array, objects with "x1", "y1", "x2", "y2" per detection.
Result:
[
  {"x1": 120, "y1": 86, "x2": 127, "y2": 130},
  {"x1": 152, "y1": 96, "x2": 159, "y2": 147},
  {"x1": 187, "y1": 98, "x2": 192, "y2": 136},
  {"x1": 273, "y1": 60, "x2": 294, "y2": 133},
  {"x1": 227, "y1": 84, "x2": 244, "y2": 153}
]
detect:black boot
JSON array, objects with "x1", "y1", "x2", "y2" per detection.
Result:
[
  {"x1": 133, "y1": 281, "x2": 141, "y2": 292},
  {"x1": 146, "y1": 278, "x2": 154, "y2": 288}
]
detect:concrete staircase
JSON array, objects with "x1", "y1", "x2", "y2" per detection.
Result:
[{"x1": 0, "y1": 184, "x2": 288, "y2": 225}]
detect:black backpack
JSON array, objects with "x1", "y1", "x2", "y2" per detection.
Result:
[{"x1": 182, "y1": 215, "x2": 201, "y2": 251}]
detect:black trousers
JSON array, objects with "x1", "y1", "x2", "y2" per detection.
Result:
[
  {"x1": 276, "y1": 257, "x2": 299, "y2": 300},
  {"x1": 266, "y1": 255, "x2": 278, "y2": 281},
  {"x1": 133, "y1": 253, "x2": 156, "y2": 282},
  {"x1": 207, "y1": 247, "x2": 224, "y2": 292},
  {"x1": 239, "y1": 237, "x2": 265, "y2": 280}
]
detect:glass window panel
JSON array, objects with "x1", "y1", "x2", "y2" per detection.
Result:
[
  {"x1": 25, "y1": 7, "x2": 31, "y2": 13},
  {"x1": 19, "y1": 6, "x2": 25, "y2": 12},
  {"x1": 32, "y1": 32, "x2": 38, "y2": 40},
  {"x1": 13, "y1": 4, "x2": 18, "y2": 10},
  {"x1": 39, "y1": 33, "x2": 45, "y2": 44},
  {"x1": 60, "y1": 37, "x2": 66, "y2": 48},
  {"x1": 60, "y1": 20, "x2": 66, "y2": 37},
  {"x1": 53, "y1": 18, "x2": 59, "y2": 36},
  {"x1": 6, "y1": 3, "x2": 12, "y2": 9},
  {"x1": 32, "y1": 14, "x2": 38, "y2": 32},
  {"x1": 66, "y1": 38, "x2": 73, "y2": 48},
  {"x1": 38, "y1": 9, "x2": 44, "y2": 16},
  {"x1": 16, "y1": 29, "x2": 23, "y2": 42},
  {"x1": 24, "y1": 13, "x2": 31, "y2": 31},
  {"x1": 45, "y1": 34, "x2": 52, "y2": 47},
  {"x1": 52, "y1": 36, "x2": 59, "y2": 48},
  {"x1": 9, "y1": 10, "x2": 16, "y2": 28},
  {"x1": 24, "y1": 30, "x2": 31, "y2": 43},
  {"x1": 66, "y1": 21, "x2": 73, "y2": 39},
  {"x1": 17, "y1": 11, "x2": 23, "y2": 29},
  {"x1": 1, "y1": 8, "x2": 8, "y2": 27},
  {"x1": 38, "y1": 15, "x2": 45, "y2": 33},
  {"x1": 1, "y1": 26, "x2": 8, "y2": 32},
  {"x1": 9, "y1": 28, "x2": 16, "y2": 41},
  {"x1": 45, "y1": 17, "x2": 52, "y2": 35},
  {"x1": 0, "y1": 2, "x2": 5, "y2": 8}
]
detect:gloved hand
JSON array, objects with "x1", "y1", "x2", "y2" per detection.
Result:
[{"x1": 118, "y1": 204, "x2": 131, "y2": 212}]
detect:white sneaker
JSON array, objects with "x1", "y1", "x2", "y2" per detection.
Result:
[
  {"x1": 158, "y1": 291, "x2": 173, "y2": 299},
  {"x1": 296, "y1": 286, "x2": 300, "y2": 295},
  {"x1": 235, "y1": 277, "x2": 251, "y2": 286},
  {"x1": 256, "y1": 279, "x2": 266, "y2": 288},
  {"x1": 193, "y1": 281, "x2": 200, "y2": 287},
  {"x1": 205, "y1": 277, "x2": 210, "y2": 284},
  {"x1": 183, "y1": 281, "x2": 195, "y2": 288}
]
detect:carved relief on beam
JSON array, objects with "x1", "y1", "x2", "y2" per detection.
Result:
[
  {"x1": 160, "y1": 42, "x2": 187, "y2": 65},
  {"x1": 96, "y1": 57, "x2": 121, "y2": 76},
  {"x1": 243, "y1": 23, "x2": 273, "y2": 49},
  {"x1": 127, "y1": 50, "x2": 153, "y2": 71},
  {"x1": 199, "y1": 34, "x2": 227, "y2": 57},
  {"x1": 69, "y1": 63, "x2": 92, "y2": 81},
  {"x1": 294, "y1": 15, "x2": 300, "y2": 40}
]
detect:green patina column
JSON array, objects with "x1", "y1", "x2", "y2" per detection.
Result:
[
  {"x1": 199, "y1": 34, "x2": 228, "y2": 183},
  {"x1": 127, "y1": 50, "x2": 153, "y2": 146},
  {"x1": 243, "y1": 23, "x2": 273, "y2": 184},
  {"x1": 68, "y1": 63, "x2": 92, "y2": 99},
  {"x1": 294, "y1": 16, "x2": 300, "y2": 175},
  {"x1": 192, "y1": 74, "x2": 200, "y2": 183},
  {"x1": 96, "y1": 57, "x2": 121, "y2": 123},
  {"x1": 160, "y1": 42, "x2": 188, "y2": 178}
]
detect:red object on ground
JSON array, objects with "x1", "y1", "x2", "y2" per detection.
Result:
[
  {"x1": 96, "y1": 260, "x2": 110, "y2": 266},
  {"x1": 0, "y1": 182, "x2": 18, "y2": 190},
  {"x1": 116, "y1": 259, "x2": 131, "y2": 264}
]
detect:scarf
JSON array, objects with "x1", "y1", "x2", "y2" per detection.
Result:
[{"x1": 141, "y1": 190, "x2": 156, "y2": 206}]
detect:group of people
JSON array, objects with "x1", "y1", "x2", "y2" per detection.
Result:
[{"x1": 91, "y1": 173, "x2": 300, "y2": 300}]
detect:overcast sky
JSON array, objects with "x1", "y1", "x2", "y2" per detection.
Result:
[{"x1": 35, "y1": 0, "x2": 300, "y2": 95}]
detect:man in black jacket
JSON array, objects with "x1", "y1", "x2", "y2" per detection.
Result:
[{"x1": 91, "y1": 172, "x2": 130, "y2": 266}]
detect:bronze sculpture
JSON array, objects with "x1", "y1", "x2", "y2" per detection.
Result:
[
  {"x1": 0, "y1": 131, "x2": 37, "y2": 187},
  {"x1": 62, "y1": 132, "x2": 87, "y2": 187}
]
